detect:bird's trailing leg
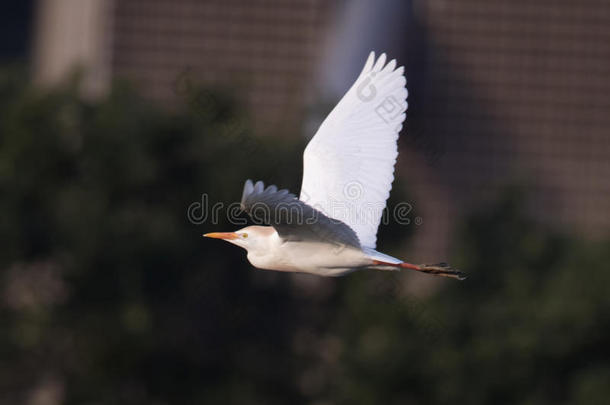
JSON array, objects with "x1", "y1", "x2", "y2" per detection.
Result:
[{"x1": 372, "y1": 260, "x2": 468, "y2": 280}]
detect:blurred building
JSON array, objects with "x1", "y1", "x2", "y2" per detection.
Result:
[
  {"x1": 31, "y1": 0, "x2": 610, "y2": 264},
  {"x1": 33, "y1": 0, "x2": 333, "y2": 132},
  {"x1": 404, "y1": 0, "x2": 610, "y2": 261},
  {"x1": 32, "y1": 0, "x2": 113, "y2": 99}
]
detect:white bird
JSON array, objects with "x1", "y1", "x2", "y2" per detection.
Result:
[{"x1": 205, "y1": 52, "x2": 466, "y2": 280}]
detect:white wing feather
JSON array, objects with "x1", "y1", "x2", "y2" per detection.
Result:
[{"x1": 300, "y1": 52, "x2": 408, "y2": 249}]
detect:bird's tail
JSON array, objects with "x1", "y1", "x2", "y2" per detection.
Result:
[{"x1": 371, "y1": 259, "x2": 468, "y2": 280}]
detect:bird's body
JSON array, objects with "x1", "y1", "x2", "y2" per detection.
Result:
[
  {"x1": 205, "y1": 52, "x2": 466, "y2": 280},
  {"x1": 242, "y1": 226, "x2": 371, "y2": 276}
]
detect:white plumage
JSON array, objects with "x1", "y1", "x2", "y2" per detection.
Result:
[
  {"x1": 205, "y1": 52, "x2": 466, "y2": 280},
  {"x1": 300, "y1": 51, "x2": 407, "y2": 249}
]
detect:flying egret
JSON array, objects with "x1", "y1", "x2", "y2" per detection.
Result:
[{"x1": 205, "y1": 52, "x2": 466, "y2": 280}]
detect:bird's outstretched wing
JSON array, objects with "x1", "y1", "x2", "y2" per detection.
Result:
[
  {"x1": 300, "y1": 52, "x2": 408, "y2": 249},
  {"x1": 241, "y1": 180, "x2": 360, "y2": 249}
]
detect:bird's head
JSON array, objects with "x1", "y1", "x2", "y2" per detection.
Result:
[{"x1": 203, "y1": 225, "x2": 274, "y2": 251}]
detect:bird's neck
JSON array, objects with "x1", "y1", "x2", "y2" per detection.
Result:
[{"x1": 246, "y1": 228, "x2": 280, "y2": 257}]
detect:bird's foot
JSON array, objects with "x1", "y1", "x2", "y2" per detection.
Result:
[{"x1": 416, "y1": 262, "x2": 468, "y2": 280}]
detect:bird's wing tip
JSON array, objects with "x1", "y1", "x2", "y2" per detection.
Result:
[{"x1": 242, "y1": 179, "x2": 255, "y2": 202}]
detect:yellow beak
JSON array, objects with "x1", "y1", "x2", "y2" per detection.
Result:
[{"x1": 203, "y1": 232, "x2": 239, "y2": 240}]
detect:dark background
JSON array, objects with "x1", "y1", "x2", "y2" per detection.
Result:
[{"x1": 1, "y1": 1, "x2": 609, "y2": 404}]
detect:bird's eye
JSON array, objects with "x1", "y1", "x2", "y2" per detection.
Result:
[{"x1": 242, "y1": 233, "x2": 248, "y2": 238}]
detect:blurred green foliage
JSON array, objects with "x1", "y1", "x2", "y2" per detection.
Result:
[
  {"x1": 0, "y1": 68, "x2": 608, "y2": 405},
  {"x1": 327, "y1": 194, "x2": 610, "y2": 405}
]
